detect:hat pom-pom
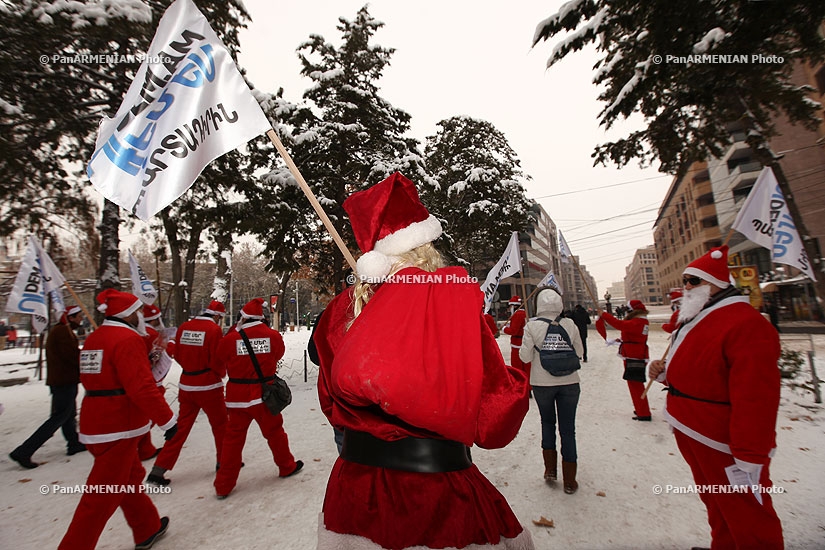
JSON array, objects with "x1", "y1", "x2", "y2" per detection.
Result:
[
  {"x1": 356, "y1": 250, "x2": 395, "y2": 283},
  {"x1": 97, "y1": 304, "x2": 108, "y2": 313},
  {"x1": 711, "y1": 250, "x2": 722, "y2": 259}
]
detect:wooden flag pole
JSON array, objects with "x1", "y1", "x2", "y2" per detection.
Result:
[
  {"x1": 641, "y1": 341, "x2": 672, "y2": 400},
  {"x1": 266, "y1": 129, "x2": 357, "y2": 271},
  {"x1": 64, "y1": 281, "x2": 98, "y2": 330}
]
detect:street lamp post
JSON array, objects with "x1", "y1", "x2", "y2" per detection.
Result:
[{"x1": 295, "y1": 281, "x2": 299, "y2": 331}]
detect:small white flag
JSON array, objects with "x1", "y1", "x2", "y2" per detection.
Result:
[
  {"x1": 480, "y1": 232, "x2": 522, "y2": 313},
  {"x1": 86, "y1": 0, "x2": 272, "y2": 221},
  {"x1": 559, "y1": 231, "x2": 572, "y2": 263},
  {"x1": 5, "y1": 237, "x2": 68, "y2": 332},
  {"x1": 731, "y1": 167, "x2": 816, "y2": 281},
  {"x1": 128, "y1": 250, "x2": 159, "y2": 305},
  {"x1": 538, "y1": 270, "x2": 563, "y2": 294}
]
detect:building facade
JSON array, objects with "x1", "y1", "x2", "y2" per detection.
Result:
[{"x1": 624, "y1": 245, "x2": 663, "y2": 306}]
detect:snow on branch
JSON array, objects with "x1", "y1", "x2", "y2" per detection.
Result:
[
  {"x1": 533, "y1": 0, "x2": 588, "y2": 44},
  {"x1": 692, "y1": 27, "x2": 728, "y2": 54},
  {"x1": 603, "y1": 58, "x2": 652, "y2": 118},
  {"x1": 547, "y1": 7, "x2": 608, "y2": 68}
]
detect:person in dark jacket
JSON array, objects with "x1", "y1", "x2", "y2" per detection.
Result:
[
  {"x1": 570, "y1": 304, "x2": 592, "y2": 362},
  {"x1": 9, "y1": 306, "x2": 86, "y2": 468}
]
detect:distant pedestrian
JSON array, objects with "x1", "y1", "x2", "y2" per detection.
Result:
[
  {"x1": 570, "y1": 304, "x2": 591, "y2": 362},
  {"x1": 6, "y1": 325, "x2": 18, "y2": 348},
  {"x1": 58, "y1": 290, "x2": 176, "y2": 550},
  {"x1": 503, "y1": 296, "x2": 529, "y2": 371},
  {"x1": 214, "y1": 298, "x2": 302, "y2": 499},
  {"x1": 597, "y1": 300, "x2": 651, "y2": 421},
  {"x1": 10, "y1": 306, "x2": 86, "y2": 468}
]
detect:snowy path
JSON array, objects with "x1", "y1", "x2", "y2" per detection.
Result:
[{"x1": 1, "y1": 327, "x2": 823, "y2": 549}]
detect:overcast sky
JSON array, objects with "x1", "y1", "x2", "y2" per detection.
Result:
[{"x1": 236, "y1": 0, "x2": 672, "y2": 294}]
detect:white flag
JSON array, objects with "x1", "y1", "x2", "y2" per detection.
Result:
[
  {"x1": 86, "y1": 0, "x2": 272, "y2": 221},
  {"x1": 129, "y1": 250, "x2": 158, "y2": 305},
  {"x1": 5, "y1": 237, "x2": 67, "y2": 332},
  {"x1": 731, "y1": 167, "x2": 816, "y2": 281},
  {"x1": 538, "y1": 270, "x2": 563, "y2": 294},
  {"x1": 480, "y1": 232, "x2": 522, "y2": 313},
  {"x1": 559, "y1": 231, "x2": 572, "y2": 263}
]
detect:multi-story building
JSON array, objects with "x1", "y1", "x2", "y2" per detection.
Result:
[
  {"x1": 604, "y1": 281, "x2": 626, "y2": 310},
  {"x1": 559, "y1": 255, "x2": 598, "y2": 311},
  {"x1": 624, "y1": 245, "x2": 663, "y2": 306}
]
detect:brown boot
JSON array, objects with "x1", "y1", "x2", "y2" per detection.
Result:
[
  {"x1": 562, "y1": 461, "x2": 578, "y2": 494},
  {"x1": 542, "y1": 449, "x2": 557, "y2": 481}
]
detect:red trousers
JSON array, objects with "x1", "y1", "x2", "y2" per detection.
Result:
[
  {"x1": 155, "y1": 387, "x2": 227, "y2": 470},
  {"x1": 627, "y1": 380, "x2": 651, "y2": 417},
  {"x1": 58, "y1": 438, "x2": 162, "y2": 550},
  {"x1": 138, "y1": 386, "x2": 166, "y2": 460},
  {"x1": 675, "y1": 430, "x2": 783, "y2": 549},
  {"x1": 509, "y1": 348, "x2": 529, "y2": 373},
  {"x1": 214, "y1": 404, "x2": 297, "y2": 496}
]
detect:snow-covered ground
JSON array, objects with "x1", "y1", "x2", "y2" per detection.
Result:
[{"x1": 1, "y1": 323, "x2": 823, "y2": 549}]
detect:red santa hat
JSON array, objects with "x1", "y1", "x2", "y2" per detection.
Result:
[
  {"x1": 628, "y1": 299, "x2": 647, "y2": 312},
  {"x1": 239, "y1": 298, "x2": 266, "y2": 320},
  {"x1": 96, "y1": 289, "x2": 142, "y2": 319},
  {"x1": 683, "y1": 245, "x2": 731, "y2": 288},
  {"x1": 143, "y1": 304, "x2": 162, "y2": 321},
  {"x1": 343, "y1": 172, "x2": 442, "y2": 282},
  {"x1": 65, "y1": 305, "x2": 82, "y2": 317},
  {"x1": 508, "y1": 296, "x2": 522, "y2": 305},
  {"x1": 668, "y1": 289, "x2": 683, "y2": 302},
  {"x1": 204, "y1": 300, "x2": 226, "y2": 317}
]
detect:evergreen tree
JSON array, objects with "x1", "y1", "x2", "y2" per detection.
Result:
[
  {"x1": 245, "y1": 6, "x2": 429, "y2": 295},
  {"x1": 421, "y1": 116, "x2": 532, "y2": 276}
]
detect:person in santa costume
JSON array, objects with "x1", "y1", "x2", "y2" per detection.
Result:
[
  {"x1": 649, "y1": 246, "x2": 783, "y2": 550},
  {"x1": 314, "y1": 172, "x2": 534, "y2": 550},
  {"x1": 662, "y1": 289, "x2": 683, "y2": 334},
  {"x1": 213, "y1": 298, "x2": 302, "y2": 498},
  {"x1": 147, "y1": 300, "x2": 228, "y2": 486},
  {"x1": 503, "y1": 296, "x2": 529, "y2": 371},
  {"x1": 596, "y1": 299, "x2": 651, "y2": 421},
  {"x1": 58, "y1": 290, "x2": 177, "y2": 550},
  {"x1": 136, "y1": 303, "x2": 171, "y2": 462}
]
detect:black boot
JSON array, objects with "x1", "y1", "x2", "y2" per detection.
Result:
[{"x1": 135, "y1": 516, "x2": 169, "y2": 550}]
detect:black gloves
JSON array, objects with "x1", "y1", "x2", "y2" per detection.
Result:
[{"x1": 164, "y1": 424, "x2": 178, "y2": 441}]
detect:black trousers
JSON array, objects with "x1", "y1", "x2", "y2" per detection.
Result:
[{"x1": 13, "y1": 384, "x2": 81, "y2": 458}]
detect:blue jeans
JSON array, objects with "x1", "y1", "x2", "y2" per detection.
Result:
[
  {"x1": 13, "y1": 384, "x2": 81, "y2": 458},
  {"x1": 532, "y1": 383, "x2": 580, "y2": 463}
]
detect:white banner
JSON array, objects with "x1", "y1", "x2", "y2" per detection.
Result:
[
  {"x1": 731, "y1": 167, "x2": 816, "y2": 281},
  {"x1": 87, "y1": 0, "x2": 272, "y2": 221},
  {"x1": 538, "y1": 270, "x2": 563, "y2": 294},
  {"x1": 559, "y1": 230, "x2": 572, "y2": 263},
  {"x1": 5, "y1": 237, "x2": 68, "y2": 332},
  {"x1": 129, "y1": 250, "x2": 158, "y2": 305},
  {"x1": 480, "y1": 231, "x2": 522, "y2": 313}
]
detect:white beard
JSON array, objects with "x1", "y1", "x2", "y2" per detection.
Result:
[
  {"x1": 135, "y1": 312, "x2": 149, "y2": 336},
  {"x1": 678, "y1": 284, "x2": 712, "y2": 323}
]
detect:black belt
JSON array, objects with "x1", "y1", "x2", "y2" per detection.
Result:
[
  {"x1": 182, "y1": 368, "x2": 210, "y2": 376},
  {"x1": 341, "y1": 429, "x2": 472, "y2": 473},
  {"x1": 668, "y1": 384, "x2": 730, "y2": 405},
  {"x1": 85, "y1": 389, "x2": 126, "y2": 397},
  {"x1": 228, "y1": 375, "x2": 275, "y2": 384}
]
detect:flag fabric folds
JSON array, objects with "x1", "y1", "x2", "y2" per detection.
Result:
[
  {"x1": 538, "y1": 270, "x2": 563, "y2": 295},
  {"x1": 559, "y1": 231, "x2": 572, "y2": 263},
  {"x1": 731, "y1": 167, "x2": 816, "y2": 281},
  {"x1": 87, "y1": 0, "x2": 272, "y2": 221},
  {"x1": 5, "y1": 237, "x2": 67, "y2": 333},
  {"x1": 128, "y1": 250, "x2": 159, "y2": 305},
  {"x1": 480, "y1": 232, "x2": 522, "y2": 314}
]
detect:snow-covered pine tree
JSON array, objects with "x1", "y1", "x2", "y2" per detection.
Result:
[{"x1": 420, "y1": 116, "x2": 532, "y2": 277}]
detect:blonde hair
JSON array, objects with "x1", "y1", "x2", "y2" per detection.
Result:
[{"x1": 349, "y1": 242, "x2": 445, "y2": 326}]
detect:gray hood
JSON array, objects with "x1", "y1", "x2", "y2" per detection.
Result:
[{"x1": 535, "y1": 288, "x2": 564, "y2": 318}]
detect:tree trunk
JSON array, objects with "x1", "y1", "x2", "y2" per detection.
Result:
[
  {"x1": 95, "y1": 199, "x2": 121, "y2": 325},
  {"x1": 161, "y1": 210, "x2": 184, "y2": 325},
  {"x1": 182, "y1": 226, "x2": 203, "y2": 322},
  {"x1": 213, "y1": 232, "x2": 232, "y2": 304}
]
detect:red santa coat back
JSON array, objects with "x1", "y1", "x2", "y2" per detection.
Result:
[
  {"x1": 78, "y1": 320, "x2": 176, "y2": 444},
  {"x1": 175, "y1": 316, "x2": 226, "y2": 390},
  {"x1": 599, "y1": 312, "x2": 649, "y2": 360},
  {"x1": 664, "y1": 296, "x2": 780, "y2": 465},
  {"x1": 218, "y1": 320, "x2": 285, "y2": 408},
  {"x1": 503, "y1": 309, "x2": 527, "y2": 345}
]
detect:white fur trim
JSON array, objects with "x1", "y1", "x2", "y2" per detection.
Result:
[
  {"x1": 356, "y1": 250, "x2": 397, "y2": 283},
  {"x1": 711, "y1": 250, "x2": 723, "y2": 259},
  {"x1": 683, "y1": 266, "x2": 730, "y2": 289},
  {"x1": 373, "y1": 215, "x2": 442, "y2": 256},
  {"x1": 316, "y1": 513, "x2": 534, "y2": 550}
]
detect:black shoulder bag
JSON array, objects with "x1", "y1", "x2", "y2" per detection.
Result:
[{"x1": 238, "y1": 328, "x2": 292, "y2": 416}]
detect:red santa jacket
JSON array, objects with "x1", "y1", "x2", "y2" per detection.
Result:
[
  {"x1": 218, "y1": 320, "x2": 285, "y2": 409},
  {"x1": 599, "y1": 312, "x2": 649, "y2": 360},
  {"x1": 175, "y1": 316, "x2": 226, "y2": 392},
  {"x1": 502, "y1": 309, "x2": 527, "y2": 349},
  {"x1": 664, "y1": 295, "x2": 780, "y2": 466},
  {"x1": 662, "y1": 309, "x2": 680, "y2": 334},
  {"x1": 78, "y1": 320, "x2": 176, "y2": 444},
  {"x1": 316, "y1": 266, "x2": 530, "y2": 448}
]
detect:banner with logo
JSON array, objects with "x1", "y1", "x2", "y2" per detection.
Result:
[
  {"x1": 5, "y1": 237, "x2": 68, "y2": 332},
  {"x1": 128, "y1": 250, "x2": 158, "y2": 305},
  {"x1": 480, "y1": 231, "x2": 522, "y2": 313}
]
